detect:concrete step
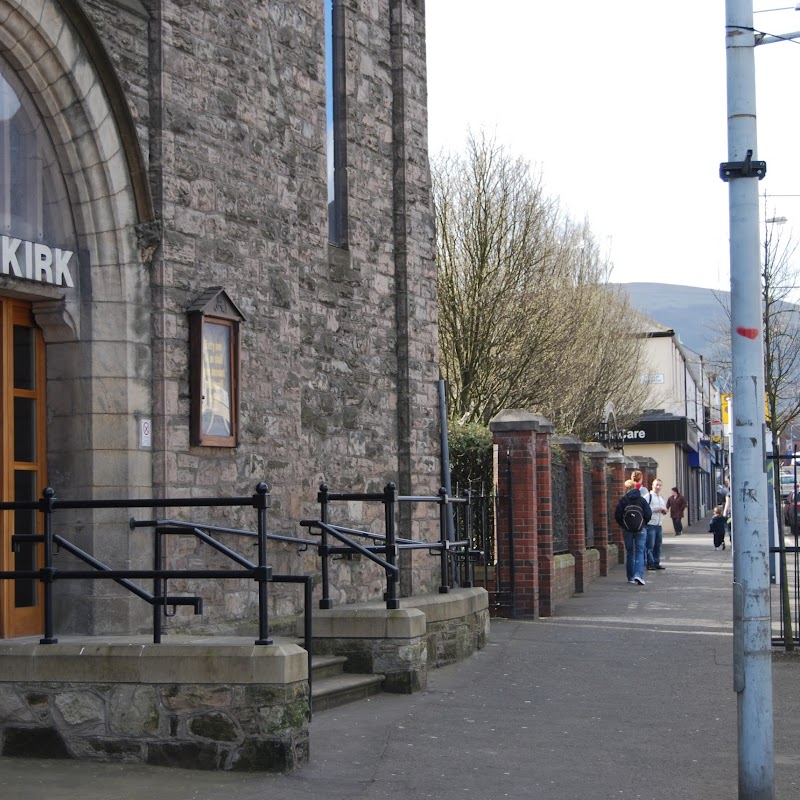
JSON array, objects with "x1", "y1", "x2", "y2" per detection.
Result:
[
  {"x1": 292, "y1": 641, "x2": 386, "y2": 712},
  {"x1": 311, "y1": 672, "x2": 385, "y2": 712},
  {"x1": 311, "y1": 653, "x2": 347, "y2": 680}
]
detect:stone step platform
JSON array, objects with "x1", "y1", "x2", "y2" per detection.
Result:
[
  {"x1": 310, "y1": 653, "x2": 347, "y2": 680},
  {"x1": 309, "y1": 652, "x2": 384, "y2": 712},
  {"x1": 312, "y1": 671, "x2": 385, "y2": 712}
]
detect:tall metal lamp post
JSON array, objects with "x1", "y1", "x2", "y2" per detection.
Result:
[{"x1": 722, "y1": 2, "x2": 800, "y2": 797}]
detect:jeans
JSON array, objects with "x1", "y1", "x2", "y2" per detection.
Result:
[
  {"x1": 645, "y1": 524, "x2": 663, "y2": 566},
  {"x1": 622, "y1": 529, "x2": 646, "y2": 580}
]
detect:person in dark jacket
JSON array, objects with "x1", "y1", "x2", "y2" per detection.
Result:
[
  {"x1": 666, "y1": 487, "x2": 688, "y2": 535},
  {"x1": 709, "y1": 506, "x2": 728, "y2": 550},
  {"x1": 614, "y1": 480, "x2": 652, "y2": 585}
]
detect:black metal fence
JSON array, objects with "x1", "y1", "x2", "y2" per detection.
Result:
[
  {"x1": 453, "y1": 481, "x2": 496, "y2": 567},
  {"x1": 551, "y1": 458, "x2": 569, "y2": 554},
  {"x1": 301, "y1": 483, "x2": 485, "y2": 608},
  {"x1": 606, "y1": 470, "x2": 617, "y2": 541},
  {"x1": 768, "y1": 453, "x2": 800, "y2": 648},
  {"x1": 0, "y1": 484, "x2": 293, "y2": 645},
  {"x1": 583, "y1": 465, "x2": 595, "y2": 548},
  {"x1": 0, "y1": 481, "x2": 498, "y2": 713}
]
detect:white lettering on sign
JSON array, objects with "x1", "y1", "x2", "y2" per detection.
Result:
[
  {"x1": 1, "y1": 236, "x2": 74, "y2": 288},
  {"x1": 624, "y1": 429, "x2": 646, "y2": 440}
]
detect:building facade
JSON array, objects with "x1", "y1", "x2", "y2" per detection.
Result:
[
  {"x1": 624, "y1": 321, "x2": 723, "y2": 524},
  {"x1": 0, "y1": 0, "x2": 440, "y2": 639}
]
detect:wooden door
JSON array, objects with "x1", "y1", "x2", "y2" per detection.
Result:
[{"x1": 0, "y1": 296, "x2": 46, "y2": 638}]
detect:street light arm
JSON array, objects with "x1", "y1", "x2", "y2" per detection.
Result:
[{"x1": 755, "y1": 29, "x2": 800, "y2": 44}]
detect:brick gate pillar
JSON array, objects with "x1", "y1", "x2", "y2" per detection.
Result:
[
  {"x1": 553, "y1": 436, "x2": 587, "y2": 593},
  {"x1": 489, "y1": 410, "x2": 555, "y2": 619},
  {"x1": 586, "y1": 443, "x2": 611, "y2": 576}
]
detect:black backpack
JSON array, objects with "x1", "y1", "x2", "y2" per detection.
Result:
[{"x1": 621, "y1": 498, "x2": 646, "y2": 532}]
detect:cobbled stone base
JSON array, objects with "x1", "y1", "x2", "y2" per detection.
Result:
[{"x1": 0, "y1": 643, "x2": 309, "y2": 772}]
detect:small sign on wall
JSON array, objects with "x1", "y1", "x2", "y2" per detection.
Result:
[{"x1": 140, "y1": 418, "x2": 152, "y2": 448}]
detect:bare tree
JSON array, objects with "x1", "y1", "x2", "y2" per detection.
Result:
[
  {"x1": 710, "y1": 215, "x2": 800, "y2": 651},
  {"x1": 433, "y1": 132, "x2": 650, "y2": 433},
  {"x1": 711, "y1": 218, "x2": 800, "y2": 445}
]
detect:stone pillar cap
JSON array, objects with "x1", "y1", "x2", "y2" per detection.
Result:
[
  {"x1": 489, "y1": 409, "x2": 554, "y2": 433},
  {"x1": 552, "y1": 434, "x2": 583, "y2": 449},
  {"x1": 583, "y1": 442, "x2": 610, "y2": 457}
]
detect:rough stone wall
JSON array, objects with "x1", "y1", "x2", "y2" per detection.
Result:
[
  {"x1": 0, "y1": 681, "x2": 309, "y2": 771},
  {"x1": 65, "y1": 0, "x2": 440, "y2": 632},
  {"x1": 425, "y1": 609, "x2": 489, "y2": 668}
]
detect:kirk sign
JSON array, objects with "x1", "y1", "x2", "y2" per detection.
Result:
[{"x1": 2, "y1": 236, "x2": 75, "y2": 288}]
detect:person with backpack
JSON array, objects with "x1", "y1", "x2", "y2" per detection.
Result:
[{"x1": 614, "y1": 479, "x2": 652, "y2": 585}]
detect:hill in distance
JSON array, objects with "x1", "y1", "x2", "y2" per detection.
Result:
[{"x1": 614, "y1": 282, "x2": 728, "y2": 361}]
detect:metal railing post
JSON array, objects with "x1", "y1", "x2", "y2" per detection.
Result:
[
  {"x1": 384, "y1": 483, "x2": 400, "y2": 609},
  {"x1": 438, "y1": 486, "x2": 450, "y2": 593},
  {"x1": 153, "y1": 527, "x2": 163, "y2": 643},
  {"x1": 318, "y1": 483, "x2": 333, "y2": 609},
  {"x1": 304, "y1": 575, "x2": 313, "y2": 718},
  {"x1": 254, "y1": 482, "x2": 273, "y2": 645},
  {"x1": 461, "y1": 488, "x2": 473, "y2": 588},
  {"x1": 39, "y1": 487, "x2": 57, "y2": 644}
]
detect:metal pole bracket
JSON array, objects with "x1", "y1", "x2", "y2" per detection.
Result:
[{"x1": 719, "y1": 149, "x2": 766, "y2": 182}]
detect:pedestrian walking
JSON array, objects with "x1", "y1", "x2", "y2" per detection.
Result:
[
  {"x1": 615, "y1": 479, "x2": 652, "y2": 585},
  {"x1": 666, "y1": 486, "x2": 687, "y2": 536},
  {"x1": 723, "y1": 488, "x2": 732, "y2": 544},
  {"x1": 645, "y1": 478, "x2": 668, "y2": 570},
  {"x1": 709, "y1": 506, "x2": 727, "y2": 550}
]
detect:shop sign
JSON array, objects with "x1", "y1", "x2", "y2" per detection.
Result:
[
  {"x1": 624, "y1": 429, "x2": 647, "y2": 440},
  {"x1": 624, "y1": 417, "x2": 698, "y2": 451},
  {"x1": 1, "y1": 236, "x2": 75, "y2": 288}
]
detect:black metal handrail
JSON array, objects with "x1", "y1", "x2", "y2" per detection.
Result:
[
  {"x1": 0, "y1": 484, "x2": 276, "y2": 646},
  {"x1": 298, "y1": 482, "x2": 482, "y2": 611}
]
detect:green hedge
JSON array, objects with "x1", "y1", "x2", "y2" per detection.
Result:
[{"x1": 448, "y1": 422, "x2": 493, "y2": 491}]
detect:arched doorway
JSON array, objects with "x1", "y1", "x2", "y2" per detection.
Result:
[
  {"x1": 0, "y1": 0, "x2": 154, "y2": 636},
  {"x1": 0, "y1": 55, "x2": 77, "y2": 637}
]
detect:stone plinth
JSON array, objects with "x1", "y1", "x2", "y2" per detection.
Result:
[
  {"x1": 0, "y1": 642, "x2": 309, "y2": 772},
  {"x1": 302, "y1": 588, "x2": 489, "y2": 693}
]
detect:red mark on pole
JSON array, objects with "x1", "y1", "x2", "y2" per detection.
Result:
[{"x1": 736, "y1": 327, "x2": 759, "y2": 340}]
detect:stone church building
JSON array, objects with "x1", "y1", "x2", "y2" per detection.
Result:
[{"x1": 0, "y1": 0, "x2": 440, "y2": 640}]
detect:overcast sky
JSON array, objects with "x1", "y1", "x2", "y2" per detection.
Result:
[{"x1": 425, "y1": 1, "x2": 800, "y2": 293}]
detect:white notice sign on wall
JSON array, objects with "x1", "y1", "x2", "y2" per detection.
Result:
[{"x1": 140, "y1": 418, "x2": 152, "y2": 448}]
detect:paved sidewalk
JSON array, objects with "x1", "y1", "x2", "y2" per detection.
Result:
[{"x1": 1, "y1": 527, "x2": 799, "y2": 799}]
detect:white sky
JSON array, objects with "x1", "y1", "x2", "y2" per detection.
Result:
[{"x1": 425, "y1": 1, "x2": 800, "y2": 292}]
